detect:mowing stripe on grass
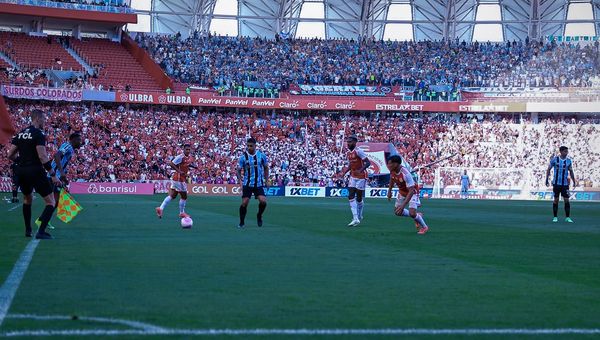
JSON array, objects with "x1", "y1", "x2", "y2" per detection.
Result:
[
  {"x1": 1, "y1": 328, "x2": 600, "y2": 336},
  {"x1": 0, "y1": 240, "x2": 39, "y2": 328}
]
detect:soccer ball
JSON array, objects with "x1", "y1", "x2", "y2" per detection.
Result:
[{"x1": 181, "y1": 217, "x2": 193, "y2": 229}]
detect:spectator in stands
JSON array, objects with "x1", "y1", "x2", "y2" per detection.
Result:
[
  {"x1": 1, "y1": 102, "x2": 598, "y2": 190},
  {"x1": 137, "y1": 34, "x2": 599, "y2": 92}
]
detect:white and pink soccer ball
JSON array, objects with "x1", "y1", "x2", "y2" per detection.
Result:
[{"x1": 181, "y1": 217, "x2": 193, "y2": 229}]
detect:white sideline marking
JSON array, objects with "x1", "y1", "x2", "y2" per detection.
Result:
[
  {"x1": 7, "y1": 204, "x2": 22, "y2": 212},
  {"x1": 1, "y1": 328, "x2": 600, "y2": 337},
  {"x1": 0, "y1": 240, "x2": 40, "y2": 327},
  {"x1": 6, "y1": 314, "x2": 166, "y2": 332}
]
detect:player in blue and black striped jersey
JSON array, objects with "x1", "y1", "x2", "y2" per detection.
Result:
[
  {"x1": 236, "y1": 138, "x2": 269, "y2": 228},
  {"x1": 49, "y1": 133, "x2": 83, "y2": 194},
  {"x1": 36, "y1": 133, "x2": 83, "y2": 229},
  {"x1": 545, "y1": 146, "x2": 577, "y2": 223}
]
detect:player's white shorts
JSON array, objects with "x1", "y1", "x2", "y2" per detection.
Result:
[
  {"x1": 170, "y1": 181, "x2": 187, "y2": 193},
  {"x1": 396, "y1": 194, "x2": 421, "y2": 210},
  {"x1": 348, "y1": 177, "x2": 366, "y2": 191}
]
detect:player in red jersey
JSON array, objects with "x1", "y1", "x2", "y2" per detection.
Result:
[
  {"x1": 386, "y1": 155, "x2": 429, "y2": 234},
  {"x1": 156, "y1": 144, "x2": 196, "y2": 219},
  {"x1": 337, "y1": 135, "x2": 371, "y2": 227}
]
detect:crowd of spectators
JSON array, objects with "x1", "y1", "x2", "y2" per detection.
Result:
[
  {"x1": 37, "y1": 0, "x2": 129, "y2": 8},
  {"x1": 137, "y1": 33, "x2": 600, "y2": 90},
  {"x1": 1, "y1": 67, "x2": 48, "y2": 86},
  {"x1": 1, "y1": 102, "x2": 598, "y2": 191}
]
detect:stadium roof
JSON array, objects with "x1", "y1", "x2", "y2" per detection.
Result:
[{"x1": 128, "y1": 0, "x2": 600, "y2": 41}]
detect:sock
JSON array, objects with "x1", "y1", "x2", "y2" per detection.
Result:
[
  {"x1": 159, "y1": 196, "x2": 172, "y2": 210},
  {"x1": 179, "y1": 199, "x2": 186, "y2": 214},
  {"x1": 414, "y1": 213, "x2": 427, "y2": 227},
  {"x1": 239, "y1": 205, "x2": 247, "y2": 225},
  {"x1": 396, "y1": 208, "x2": 410, "y2": 217},
  {"x1": 23, "y1": 203, "x2": 32, "y2": 232},
  {"x1": 38, "y1": 205, "x2": 55, "y2": 233},
  {"x1": 553, "y1": 202, "x2": 558, "y2": 217},
  {"x1": 258, "y1": 201, "x2": 267, "y2": 217},
  {"x1": 12, "y1": 188, "x2": 18, "y2": 200},
  {"x1": 357, "y1": 201, "x2": 364, "y2": 218},
  {"x1": 565, "y1": 202, "x2": 570, "y2": 218},
  {"x1": 349, "y1": 199, "x2": 358, "y2": 220}
]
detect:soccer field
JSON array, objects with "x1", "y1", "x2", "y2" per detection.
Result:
[{"x1": 1, "y1": 195, "x2": 599, "y2": 338}]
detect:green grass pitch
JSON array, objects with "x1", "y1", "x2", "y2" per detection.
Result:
[{"x1": 1, "y1": 195, "x2": 599, "y2": 338}]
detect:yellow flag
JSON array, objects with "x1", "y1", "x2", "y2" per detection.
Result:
[{"x1": 56, "y1": 189, "x2": 83, "y2": 223}]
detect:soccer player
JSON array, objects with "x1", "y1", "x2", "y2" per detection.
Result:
[
  {"x1": 545, "y1": 146, "x2": 577, "y2": 223},
  {"x1": 337, "y1": 135, "x2": 371, "y2": 227},
  {"x1": 460, "y1": 170, "x2": 470, "y2": 199},
  {"x1": 386, "y1": 155, "x2": 429, "y2": 234},
  {"x1": 7, "y1": 109, "x2": 61, "y2": 239},
  {"x1": 156, "y1": 144, "x2": 196, "y2": 219},
  {"x1": 236, "y1": 137, "x2": 269, "y2": 228},
  {"x1": 35, "y1": 132, "x2": 83, "y2": 229}
]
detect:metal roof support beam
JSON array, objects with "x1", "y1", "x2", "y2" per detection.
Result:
[
  {"x1": 529, "y1": 0, "x2": 539, "y2": 40},
  {"x1": 190, "y1": 0, "x2": 217, "y2": 36},
  {"x1": 277, "y1": 0, "x2": 303, "y2": 36}
]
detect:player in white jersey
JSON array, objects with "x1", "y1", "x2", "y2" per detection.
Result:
[
  {"x1": 156, "y1": 144, "x2": 197, "y2": 219},
  {"x1": 337, "y1": 135, "x2": 371, "y2": 227}
]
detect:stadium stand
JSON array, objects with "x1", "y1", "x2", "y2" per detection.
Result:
[
  {"x1": 136, "y1": 34, "x2": 600, "y2": 89},
  {"x1": 1, "y1": 102, "x2": 598, "y2": 190},
  {"x1": 70, "y1": 37, "x2": 163, "y2": 91},
  {"x1": 0, "y1": 32, "x2": 163, "y2": 91},
  {"x1": 0, "y1": 32, "x2": 82, "y2": 71}
]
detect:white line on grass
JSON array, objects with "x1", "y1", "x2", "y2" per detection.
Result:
[
  {"x1": 7, "y1": 204, "x2": 22, "y2": 212},
  {"x1": 0, "y1": 240, "x2": 40, "y2": 328},
  {"x1": 1, "y1": 327, "x2": 600, "y2": 337},
  {"x1": 6, "y1": 314, "x2": 166, "y2": 332}
]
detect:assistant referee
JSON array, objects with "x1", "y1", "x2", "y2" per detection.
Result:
[{"x1": 7, "y1": 109, "x2": 61, "y2": 239}]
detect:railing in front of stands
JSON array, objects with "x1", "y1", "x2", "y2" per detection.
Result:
[{"x1": 0, "y1": 0, "x2": 133, "y2": 14}]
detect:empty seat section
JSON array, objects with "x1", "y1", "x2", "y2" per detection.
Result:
[{"x1": 70, "y1": 38, "x2": 162, "y2": 91}]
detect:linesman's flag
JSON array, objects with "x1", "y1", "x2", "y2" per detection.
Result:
[{"x1": 56, "y1": 189, "x2": 83, "y2": 223}]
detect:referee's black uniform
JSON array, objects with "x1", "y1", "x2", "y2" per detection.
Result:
[
  {"x1": 11, "y1": 125, "x2": 56, "y2": 238},
  {"x1": 10, "y1": 157, "x2": 20, "y2": 203}
]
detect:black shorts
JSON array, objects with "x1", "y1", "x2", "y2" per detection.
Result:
[
  {"x1": 242, "y1": 186, "x2": 265, "y2": 199},
  {"x1": 553, "y1": 185, "x2": 570, "y2": 198},
  {"x1": 16, "y1": 166, "x2": 53, "y2": 197}
]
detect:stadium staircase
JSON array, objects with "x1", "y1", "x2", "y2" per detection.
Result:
[
  {"x1": 0, "y1": 32, "x2": 82, "y2": 71},
  {"x1": 0, "y1": 32, "x2": 167, "y2": 91},
  {"x1": 0, "y1": 57, "x2": 11, "y2": 83},
  {"x1": 63, "y1": 46, "x2": 95, "y2": 75},
  {"x1": 0, "y1": 51, "x2": 18, "y2": 69},
  {"x1": 70, "y1": 37, "x2": 164, "y2": 91}
]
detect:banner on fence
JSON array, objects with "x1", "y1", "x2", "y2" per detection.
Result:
[{"x1": 68, "y1": 182, "x2": 154, "y2": 195}]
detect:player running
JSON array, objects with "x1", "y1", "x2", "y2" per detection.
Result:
[
  {"x1": 337, "y1": 135, "x2": 371, "y2": 227},
  {"x1": 545, "y1": 146, "x2": 577, "y2": 223},
  {"x1": 237, "y1": 138, "x2": 269, "y2": 228},
  {"x1": 386, "y1": 155, "x2": 429, "y2": 234},
  {"x1": 156, "y1": 144, "x2": 196, "y2": 219},
  {"x1": 460, "y1": 170, "x2": 470, "y2": 199},
  {"x1": 7, "y1": 109, "x2": 61, "y2": 239}
]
